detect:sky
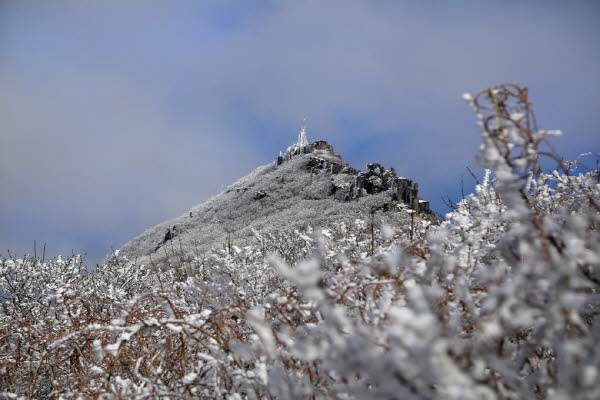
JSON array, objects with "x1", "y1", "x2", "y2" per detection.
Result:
[{"x1": 1, "y1": 1, "x2": 599, "y2": 264}]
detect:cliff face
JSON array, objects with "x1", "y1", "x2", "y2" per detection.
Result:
[{"x1": 117, "y1": 140, "x2": 433, "y2": 264}]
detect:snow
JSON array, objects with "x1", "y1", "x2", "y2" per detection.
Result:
[
  {"x1": 2, "y1": 84, "x2": 599, "y2": 398},
  {"x1": 181, "y1": 372, "x2": 198, "y2": 384},
  {"x1": 117, "y1": 144, "x2": 415, "y2": 267}
]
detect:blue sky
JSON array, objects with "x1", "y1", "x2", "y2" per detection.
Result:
[{"x1": 1, "y1": 1, "x2": 599, "y2": 264}]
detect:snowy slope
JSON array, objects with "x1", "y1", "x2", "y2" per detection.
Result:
[{"x1": 118, "y1": 141, "x2": 431, "y2": 264}]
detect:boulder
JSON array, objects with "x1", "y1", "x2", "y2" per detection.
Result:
[
  {"x1": 340, "y1": 166, "x2": 358, "y2": 175},
  {"x1": 307, "y1": 157, "x2": 327, "y2": 171},
  {"x1": 367, "y1": 176, "x2": 383, "y2": 193},
  {"x1": 253, "y1": 191, "x2": 268, "y2": 200},
  {"x1": 331, "y1": 163, "x2": 344, "y2": 174},
  {"x1": 367, "y1": 163, "x2": 384, "y2": 174},
  {"x1": 418, "y1": 200, "x2": 431, "y2": 214},
  {"x1": 313, "y1": 140, "x2": 334, "y2": 151},
  {"x1": 155, "y1": 225, "x2": 179, "y2": 251}
]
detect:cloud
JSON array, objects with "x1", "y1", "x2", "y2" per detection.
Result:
[
  {"x1": 0, "y1": 60, "x2": 262, "y2": 261},
  {"x1": 1, "y1": 0, "x2": 599, "y2": 262}
]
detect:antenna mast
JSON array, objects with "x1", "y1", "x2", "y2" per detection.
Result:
[{"x1": 297, "y1": 117, "x2": 308, "y2": 148}]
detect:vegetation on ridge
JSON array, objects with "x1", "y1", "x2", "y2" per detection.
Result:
[{"x1": 1, "y1": 84, "x2": 599, "y2": 399}]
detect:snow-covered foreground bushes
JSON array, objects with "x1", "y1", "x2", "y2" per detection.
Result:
[{"x1": 1, "y1": 84, "x2": 599, "y2": 399}]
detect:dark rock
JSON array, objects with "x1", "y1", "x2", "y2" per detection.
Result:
[
  {"x1": 155, "y1": 225, "x2": 179, "y2": 251},
  {"x1": 273, "y1": 139, "x2": 429, "y2": 213},
  {"x1": 307, "y1": 157, "x2": 326, "y2": 171},
  {"x1": 253, "y1": 191, "x2": 268, "y2": 200},
  {"x1": 331, "y1": 163, "x2": 344, "y2": 174},
  {"x1": 340, "y1": 166, "x2": 358, "y2": 175},
  {"x1": 418, "y1": 200, "x2": 431, "y2": 214},
  {"x1": 313, "y1": 140, "x2": 334, "y2": 151},
  {"x1": 367, "y1": 176, "x2": 383, "y2": 193},
  {"x1": 356, "y1": 175, "x2": 365, "y2": 193},
  {"x1": 367, "y1": 163, "x2": 384, "y2": 174}
]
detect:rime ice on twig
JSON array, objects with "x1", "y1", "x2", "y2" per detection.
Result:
[{"x1": 2, "y1": 85, "x2": 599, "y2": 399}]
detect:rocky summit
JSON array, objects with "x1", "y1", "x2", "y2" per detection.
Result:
[{"x1": 117, "y1": 136, "x2": 434, "y2": 264}]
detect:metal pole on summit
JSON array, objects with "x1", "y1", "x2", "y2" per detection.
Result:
[{"x1": 297, "y1": 117, "x2": 308, "y2": 149}]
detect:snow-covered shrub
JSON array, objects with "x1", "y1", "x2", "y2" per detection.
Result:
[{"x1": 1, "y1": 84, "x2": 598, "y2": 399}]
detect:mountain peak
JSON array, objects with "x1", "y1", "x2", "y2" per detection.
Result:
[{"x1": 117, "y1": 137, "x2": 433, "y2": 263}]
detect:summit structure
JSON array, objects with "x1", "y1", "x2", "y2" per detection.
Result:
[{"x1": 297, "y1": 119, "x2": 309, "y2": 148}]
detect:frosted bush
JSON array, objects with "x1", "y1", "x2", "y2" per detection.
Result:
[{"x1": 1, "y1": 84, "x2": 598, "y2": 399}]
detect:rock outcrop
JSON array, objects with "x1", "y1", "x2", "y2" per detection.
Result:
[{"x1": 275, "y1": 140, "x2": 431, "y2": 215}]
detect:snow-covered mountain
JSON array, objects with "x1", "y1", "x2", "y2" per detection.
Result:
[{"x1": 118, "y1": 138, "x2": 433, "y2": 264}]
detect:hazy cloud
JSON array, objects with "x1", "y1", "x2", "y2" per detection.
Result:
[{"x1": 1, "y1": 1, "x2": 599, "y2": 262}]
